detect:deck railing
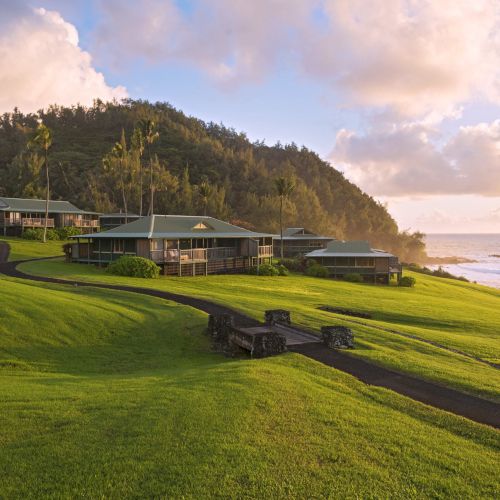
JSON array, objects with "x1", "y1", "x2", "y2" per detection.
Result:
[
  {"x1": 258, "y1": 245, "x2": 273, "y2": 257},
  {"x1": 150, "y1": 248, "x2": 208, "y2": 262},
  {"x1": 67, "y1": 219, "x2": 99, "y2": 227},
  {"x1": 207, "y1": 247, "x2": 237, "y2": 259},
  {"x1": 21, "y1": 218, "x2": 55, "y2": 228}
]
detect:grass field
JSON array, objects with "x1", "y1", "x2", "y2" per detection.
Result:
[
  {"x1": 0, "y1": 276, "x2": 499, "y2": 498},
  {"x1": 0, "y1": 236, "x2": 65, "y2": 261},
  {"x1": 19, "y1": 254, "x2": 500, "y2": 401}
]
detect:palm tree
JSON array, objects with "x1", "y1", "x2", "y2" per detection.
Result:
[
  {"x1": 139, "y1": 119, "x2": 159, "y2": 215},
  {"x1": 104, "y1": 129, "x2": 129, "y2": 215},
  {"x1": 198, "y1": 179, "x2": 212, "y2": 216},
  {"x1": 274, "y1": 176, "x2": 295, "y2": 259},
  {"x1": 29, "y1": 123, "x2": 52, "y2": 243},
  {"x1": 131, "y1": 127, "x2": 145, "y2": 215}
]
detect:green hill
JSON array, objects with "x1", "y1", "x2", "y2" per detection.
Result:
[
  {"x1": 0, "y1": 101, "x2": 424, "y2": 261},
  {"x1": 0, "y1": 275, "x2": 498, "y2": 498}
]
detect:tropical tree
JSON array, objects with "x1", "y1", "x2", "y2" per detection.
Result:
[
  {"x1": 103, "y1": 129, "x2": 129, "y2": 215},
  {"x1": 197, "y1": 179, "x2": 213, "y2": 216},
  {"x1": 274, "y1": 176, "x2": 295, "y2": 259},
  {"x1": 28, "y1": 123, "x2": 52, "y2": 242},
  {"x1": 139, "y1": 119, "x2": 159, "y2": 215},
  {"x1": 131, "y1": 126, "x2": 144, "y2": 215}
]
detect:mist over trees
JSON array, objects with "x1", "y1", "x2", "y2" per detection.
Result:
[{"x1": 0, "y1": 99, "x2": 425, "y2": 261}]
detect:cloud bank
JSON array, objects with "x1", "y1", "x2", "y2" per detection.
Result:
[{"x1": 0, "y1": 4, "x2": 127, "y2": 113}]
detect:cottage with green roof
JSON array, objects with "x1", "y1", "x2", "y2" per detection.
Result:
[
  {"x1": 68, "y1": 214, "x2": 274, "y2": 276},
  {"x1": 272, "y1": 227, "x2": 335, "y2": 258},
  {"x1": 306, "y1": 240, "x2": 402, "y2": 284},
  {"x1": 0, "y1": 197, "x2": 100, "y2": 236}
]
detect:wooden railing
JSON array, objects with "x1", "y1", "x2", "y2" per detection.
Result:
[
  {"x1": 207, "y1": 247, "x2": 237, "y2": 259},
  {"x1": 258, "y1": 245, "x2": 273, "y2": 257},
  {"x1": 67, "y1": 219, "x2": 99, "y2": 227},
  {"x1": 150, "y1": 248, "x2": 208, "y2": 262},
  {"x1": 21, "y1": 218, "x2": 55, "y2": 228}
]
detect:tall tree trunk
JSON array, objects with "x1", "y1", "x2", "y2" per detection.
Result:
[
  {"x1": 43, "y1": 149, "x2": 49, "y2": 243},
  {"x1": 139, "y1": 163, "x2": 143, "y2": 216},
  {"x1": 119, "y1": 159, "x2": 127, "y2": 215},
  {"x1": 148, "y1": 145, "x2": 154, "y2": 215},
  {"x1": 280, "y1": 196, "x2": 283, "y2": 260}
]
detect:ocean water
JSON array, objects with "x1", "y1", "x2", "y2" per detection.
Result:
[{"x1": 425, "y1": 234, "x2": 500, "y2": 289}]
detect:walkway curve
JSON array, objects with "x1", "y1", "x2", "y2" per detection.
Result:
[{"x1": 0, "y1": 246, "x2": 499, "y2": 429}]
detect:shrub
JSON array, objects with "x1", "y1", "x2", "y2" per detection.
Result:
[
  {"x1": 22, "y1": 227, "x2": 76, "y2": 241},
  {"x1": 344, "y1": 273, "x2": 363, "y2": 283},
  {"x1": 399, "y1": 276, "x2": 416, "y2": 287},
  {"x1": 107, "y1": 256, "x2": 160, "y2": 279},
  {"x1": 56, "y1": 226, "x2": 82, "y2": 240},
  {"x1": 305, "y1": 263, "x2": 328, "y2": 278},
  {"x1": 247, "y1": 263, "x2": 288, "y2": 276},
  {"x1": 277, "y1": 258, "x2": 304, "y2": 272},
  {"x1": 21, "y1": 228, "x2": 43, "y2": 240},
  {"x1": 275, "y1": 264, "x2": 289, "y2": 276}
]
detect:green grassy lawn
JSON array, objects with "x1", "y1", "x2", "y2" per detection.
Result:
[
  {"x1": 19, "y1": 256, "x2": 500, "y2": 401},
  {"x1": 0, "y1": 276, "x2": 499, "y2": 498},
  {"x1": 0, "y1": 236, "x2": 65, "y2": 261}
]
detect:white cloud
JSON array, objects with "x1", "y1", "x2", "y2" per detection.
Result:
[
  {"x1": 93, "y1": 0, "x2": 500, "y2": 116},
  {"x1": 332, "y1": 119, "x2": 500, "y2": 196},
  {"x1": 0, "y1": 6, "x2": 127, "y2": 113}
]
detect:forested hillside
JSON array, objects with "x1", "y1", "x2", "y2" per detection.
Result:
[{"x1": 0, "y1": 100, "x2": 424, "y2": 261}]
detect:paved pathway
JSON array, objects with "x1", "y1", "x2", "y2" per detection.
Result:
[{"x1": 0, "y1": 246, "x2": 499, "y2": 429}]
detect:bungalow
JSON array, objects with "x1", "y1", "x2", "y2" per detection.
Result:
[
  {"x1": 273, "y1": 227, "x2": 335, "y2": 258},
  {"x1": 0, "y1": 197, "x2": 100, "y2": 236},
  {"x1": 68, "y1": 214, "x2": 274, "y2": 276},
  {"x1": 306, "y1": 240, "x2": 402, "y2": 284},
  {"x1": 99, "y1": 213, "x2": 142, "y2": 230}
]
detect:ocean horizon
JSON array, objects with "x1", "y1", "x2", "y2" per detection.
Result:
[{"x1": 424, "y1": 233, "x2": 500, "y2": 289}]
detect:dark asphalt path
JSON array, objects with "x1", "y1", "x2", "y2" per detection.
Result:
[{"x1": 0, "y1": 243, "x2": 498, "y2": 429}]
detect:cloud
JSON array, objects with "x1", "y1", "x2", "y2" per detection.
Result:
[
  {"x1": 0, "y1": 5, "x2": 127, "y2": 113},
  {"x1": 303, "y1": 0, "x2": 500, "y2": 116},
  {"x1": 94, "y1": 0, "x2": 311, "y2": 86},
  {"x1": 332, "y1": 119, "x2": 500, "y2": 196},
  {"x1": 92, "y1": 0, "x2": 500, "y2": 116}
]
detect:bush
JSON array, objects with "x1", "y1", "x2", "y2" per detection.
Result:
[
  {"x1": 21, "y1": 228, "x2": 60, "y2": 240},
  {"x1": 305, "y1": 263, "x2": 328, "y2": 278},
  {"x1": 107, "y1": 256, "x2": 160, "y2": 278},
  {"x1": 344, "y1": 273, "x2": 363, "y2": 283},
  {"x1": 277, "y1": 258, "x2": 304, "y2": 272},
  {"x1": 399, "y1": 276, "x2": 416, "y2": 287},
  {"x1": 56, "y1": 226, "x2": 82, "y2": 240},
  {"x1": 275, "y1": 264, "x2": 289, "y2": 276},
  {"x1": 247, "y1": 263, "x2": 289, "y2": 276},
  {"x1": 22, "y1": 227, "x2": 79, "y2": 241}
]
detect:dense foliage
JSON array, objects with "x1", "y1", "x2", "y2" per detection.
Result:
[
  {"x1": 398, "y1": 276, "x2": 416, "y2": 287},
  {"x1": 406, "y1": 264, "x2": 469, "y2": 282},
  {"x1": 247, "y1": 263, "x2": 288, "y2": 276},
  {"x1": 0, "y1": 100, "x2": 425, "y2": 261},
  {"x1": 107, "y1": 256, "x2": 160, "y2": 278},
  {"x1": 344, "y1": 273, "x2": 364, "y2": 283},
  {"x1": 21, "y1": 227, "x2": 81, "y2": 241}
]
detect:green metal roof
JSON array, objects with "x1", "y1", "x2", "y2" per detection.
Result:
[
  {"x1": 73, "y1": 215, "x2": 273, "y2": 239},
  {"x1": 306, "y1": 240, "x2": 395, "y2": 258},
  {"x1": 272, "y1": 227, "x2": 335, "y2": 240},
  {"x1": 0, "y1": 197, "x2": 99, "y2": 215}
]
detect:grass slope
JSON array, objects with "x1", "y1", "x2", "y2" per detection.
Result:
[
  {"x1": 0, "y1": 236, "x2": 65, "y2": 261},
  {"x1": 0, "y1": 277, "x2": 499, "y2": 498},
  {"x1": 21, "y1": 255, "x2": 500, "y2": 401}
]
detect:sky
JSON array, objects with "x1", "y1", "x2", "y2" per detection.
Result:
[{"x1": 1, "y1": 0, "x2": 499, "y2": 234}]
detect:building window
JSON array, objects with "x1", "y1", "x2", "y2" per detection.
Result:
[
  {"x1": 356, "y1": 257, "x2": 374, "y2": 267},
  {"x1": 113, "y1": 239, "x2": 124, "y2": 253},
  {"x1": 151, "y1": 239, "x2": 164, "y2": 251}
]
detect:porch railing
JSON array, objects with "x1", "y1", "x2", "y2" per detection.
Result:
[
  {"x1": 150, "y1": 248, "x2": 208, "y2": 263},
  {"x1": 21, "y1": 218, "x2": 55, "y2": 228},
  {"x1": 207, "y1": 247, "x2": 237, "y2": 259},
  {"x1": 67, "y1": 219, "x2": 99, "y2": 227},
  {"x1": 258, "y1": 245, "x2": 273, "y2": 257}
]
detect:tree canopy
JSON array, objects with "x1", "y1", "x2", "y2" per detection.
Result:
[{"x1": 0, "y1": 99, "x2": 425, "y2": 261}]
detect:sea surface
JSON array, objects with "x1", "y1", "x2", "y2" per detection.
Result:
[{"x1": 425, "y1": 234, "x2": 500, "y2": 289}]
